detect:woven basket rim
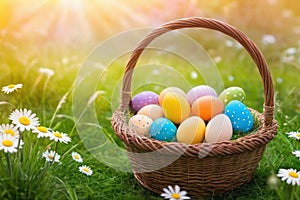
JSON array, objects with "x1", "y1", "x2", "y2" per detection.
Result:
[{"x1": 112, "y1": 108, "x2": 278, "y2": 157}]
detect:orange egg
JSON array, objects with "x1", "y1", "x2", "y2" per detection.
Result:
[
  {"x1": 159, "y1": 87, "x2": 186, "y2": 106},
  {"x1": 162, "y1": 92, "x2": 190, "y2": 124},
  {"x1": 191, "y1": 96, "x2": 224, "y2": 121}
]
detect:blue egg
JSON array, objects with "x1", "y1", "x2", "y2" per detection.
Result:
[
  {"x1": 150, "y1": 118, "x2": 177, "y2": 142},
  {"x1": 224, "y1": 100, "x2": 253, "y2": 133}
]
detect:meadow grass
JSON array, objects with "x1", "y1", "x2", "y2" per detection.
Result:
[{"x1": 1, "y1": 27, "x2": 300, "y2": 200}]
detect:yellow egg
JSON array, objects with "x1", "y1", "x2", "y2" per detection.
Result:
[
  {"x1": 137, "y1": 104, "x2": 164, "y2": 120},
  {"x1": 159, "y1": 87, "x2": 186, "y2": 106},
  {"x1": 205, "y1": 114, "x2": 233, "y2": 143},
  {"x1": 176, "y1": 116, "x2": 206, "y2": 144},
  {"x1": 162, "y1": 92, "x2": 190, "y2": 124}
]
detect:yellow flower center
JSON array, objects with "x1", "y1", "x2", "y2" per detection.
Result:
[
  {"x1": 19, "y1": 116, "x2": 30, "y2": 126},
  {"x1": 48, "y1": 155, "x2": 54, "y2": 160},
  {"x1": 172, "y1": 193, "x2": 180, "y2": 199},
  {"x1": 37, "y1": 126, "x2": 47, "y2": 133},
  {"x1": 289, "y1": 171, "x2": 299, "y2": 178},
  {"x1": 8, "y1": 84, "x2": 15, "y2": 89},
  {"x1": 83, "y1": 167, "x2": 89, "y2": 173},
  {"x1": 4, "y1": 129, "x2": 15, "y2": 136},
  {"x1": 74, "y1": 154, "x2": 80, "y2": 159},
  {"x1": 2, "y1": 139, "x2": 13, "y2": 147},
  {"x1": 53, "y1": 132, "x2": 62, "y2": 138},
  {"x1": 297, "y1": 133, "x2": 300, "y2": 137}
]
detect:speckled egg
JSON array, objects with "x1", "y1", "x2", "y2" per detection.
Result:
[
  {"x1": 224, "y1": 100, "x2": 253, "y2": 133},
  {"x1": 205, "y1": 114, "x2": 233, "y2": 143},
  {"x1": 150, "y1": 118, "x2": 177, "y2": 142},
  {"x1": 176, "y1": 116, "x2": 206, "y2": 144},
  {"x1": 131, "y1": 91, "x2": 159, "y2": 112},
  {"x1": 129, "y1": 114, "x2": 153, "y2": 137},
  {"x1": 219, "y1": 86, "x2": 246, "y2": 105},
  {"x1": 162, "y1": 92, "x2": 190, "y2": 124},
  {"x1": 191, "y1": 96, "x2": 224, "y2": 121},
  {"x1": 158, "y1": 87, "x2": 186, "y2": 105},
  {"x1": 186, "y1": 85, "x2": 218, "y2": 106},
  {"x1": 137, "y1": 104, "x2": 164, "y2": 120}
]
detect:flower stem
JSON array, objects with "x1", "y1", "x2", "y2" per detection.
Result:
[
  {"x1": 42, "y1": 77, "x2": 50, "y2": 123},
  {"x1": 52, "y1": 142, "x2": 59, "y2": 165},
  {"x1": 5, "y1": 153, "x2": 12, "y2": 177}
]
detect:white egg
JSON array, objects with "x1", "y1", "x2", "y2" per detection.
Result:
[
  {"x1": 205, "y1": 114, "x2": 233, "y2": 143},
  {"x1": 129, "y1": 114, "x2": 153, "y2": 137}
]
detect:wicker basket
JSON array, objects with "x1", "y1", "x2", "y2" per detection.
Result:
[{"x1": 111, "y1": 17, "x2": 278, "y2": 197}]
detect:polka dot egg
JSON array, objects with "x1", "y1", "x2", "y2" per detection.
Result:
[
  {"x1": 128, "y1": 115, "x2": 153, "y2": 136},
  {"x1": 131, "y1": 91, "x2": 159, "y2": 112},
  {"x1": 129, "y1": 114, "x2": 153, "y2": 137},
  {"x1": 150, "y1": 118, "x2": 177, "y2": 142},
  {"x1": 219, "y1": 86, "x2": 246, "y2": 105},
  {"x1": 224, "y1": 100, "x2": 253, "y2": 133}
]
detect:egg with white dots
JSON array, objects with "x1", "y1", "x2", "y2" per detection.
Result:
[
  {"x1": 224, "y1": 100, "x2": 253, "y2": 133},
  {"x1": 131, "y1": 91, "x2": 159, "y2": 112},
  {"x1": 219, "y1": 86, "x2": 246, "y2": 105},
  {"x1": 129, "y1": 114, "x2": 153, "y2": 137},
  {"x1": 150, "y1": 118, "x2": 177, "y2": 142}
]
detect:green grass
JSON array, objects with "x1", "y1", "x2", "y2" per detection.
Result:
[{"x1": 1, "y1": 22, "x2": 300, "y2": 200}]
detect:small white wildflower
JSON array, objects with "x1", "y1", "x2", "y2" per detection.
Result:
[
  {"x1": 262, "y1": 34, "x2": 276, "y2": 45},
  {"x1": 161, "y1": 185, "x2": 190, "y2": 200},
  {"x1": 39, "y1": 68, "x2": 54, "y2": 77}
]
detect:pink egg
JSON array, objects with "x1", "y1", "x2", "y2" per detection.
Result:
[
  {"x1": 186, "y1": 85, "x2": 218, "y2": 105},
  {"x1": 131, "y1": 91, "x2": 159, "y2": 112},
  {"x1": 137, "y1": 104, "x2": 164, "y2": 120},
  {"x1": 205, "y1": 114, "x2": 233, "y2": 143}
]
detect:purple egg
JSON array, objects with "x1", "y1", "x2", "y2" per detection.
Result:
[
  {"x1": 131, "y1": 91, "x2": 159, "y2": 112},
  {"x1": 186, "y1": 85, "x2": 218, "y2": 105}
]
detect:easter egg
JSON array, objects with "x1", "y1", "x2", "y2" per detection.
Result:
[
  {"x1": 150, "y1": 118, "x2": 177, "y2": 142},
  {"x1": 137, "y1": 104, "x2": 164, "y2": 120},
  {"x1": 129, "y1": 114, "x2": 153, "y2": 137},
  {"x1": 186, "y1": 85, "x2": 218, "y2": 105},
  {"x1": 131, "y1": 91, "x2": 159, "y2": 112},
  {"x1": 161, "y1": 92, "x2": 190, "y2": 124},
  {"x1": 219, "y1": 86, "x2": 246, "y2": 105},
  {"x1": 224, "y1": 100, "x2": 253, "y2": 133},
  {"x1": 176, "y1": 116, "x2": 206, "y2": 144},
  {"x1": 205, "y1": 114, "x2": 233, "y2": 143},
  {"x1": 191, "y1": 96, "x2": 224, "y2": 121},
  {"x1": 158, "y1": 87, "x2": 186, "y2": 105}
]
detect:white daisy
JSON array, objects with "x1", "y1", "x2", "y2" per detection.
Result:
[
  {"x1": 161, "y1": 185, "x2": 190, "y2": 200},
  {"x1": 0, "y1": 134, "x2": 24, "y2": 153},
  {"x1": 292, "y1": 150, "x2": 300, "y2": 160},
  {"x1": 0, "y1": 124, "x2": 20, "y2": 138},
  {"x1": 72, "y1": 152, "x2": 83, "y2": 163},
  {"x1": 287, "y1": 131, "x2": 300, "y2": 140},
  {"x1": 32, "y1": 126, "x2": 52, "y2": 138},
  {"x1": 49, "y1": 131, "x2": 71, "y2": 144},
  {"x1": 79, "y1": 165, "x2": 93, "y2": 176},
  {"x1": 2, "y1": 83, "x2": 23, "y2": 94},
  {"x1": 9, "y1": 108, "x2": 39, "y2": 132},
  {"x1": 39, "y1": 67, "x2": 54, "y2": 77},
  {"x1": 277, "y1": 168, "x2": 300, "y2": 186},
  {"x1": 42, "y1": 150, "x2": 61, "y2": 163}
]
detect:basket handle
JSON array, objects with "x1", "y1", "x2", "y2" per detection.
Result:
[{"x1": 120, "y1": 17, "x2": 274, "y2": 126}]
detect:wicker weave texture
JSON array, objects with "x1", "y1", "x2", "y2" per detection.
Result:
[{"x1": 111, "y1": 17, "x2": 278, "y2": 197}]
